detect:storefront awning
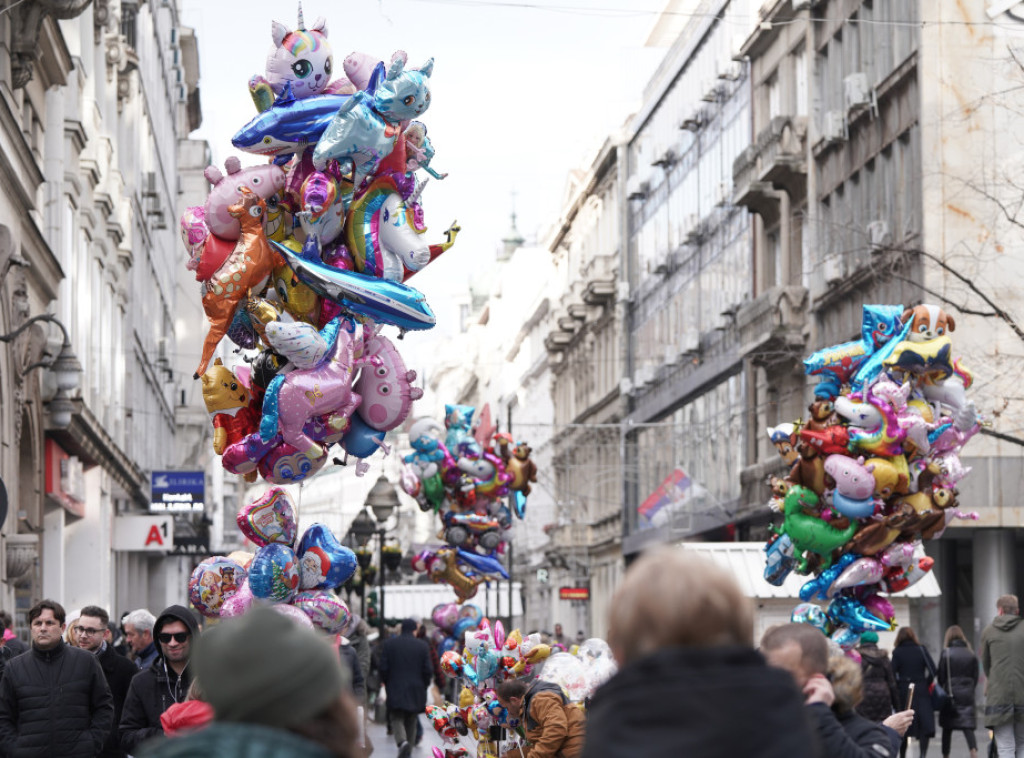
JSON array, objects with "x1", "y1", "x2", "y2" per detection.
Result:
[
  {"x1": 375, "y1": 582, "x2": 523, "y2": 623},
  {"x1": 678, "y1": 542, "x2": 941, "y2": 600}
]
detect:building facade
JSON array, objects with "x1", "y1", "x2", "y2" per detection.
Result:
[{"x1": 0, "y1": 0, "x2": 207, "y2": 627}]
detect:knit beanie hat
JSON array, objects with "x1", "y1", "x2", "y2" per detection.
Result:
[
  {"x1": 194, "y1": 608, "x2": 348, "y2": 728},
  {"x1": 859, "y1": 631, "x2": 879, "y2": 645}
]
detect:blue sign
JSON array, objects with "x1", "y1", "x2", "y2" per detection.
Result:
[{"x1": 150, "y1": 471, "x2": 205, "y2": 513}]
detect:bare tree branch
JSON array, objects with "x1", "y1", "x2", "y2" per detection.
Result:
[{"x1": 980, "y1": 427, "x2": 1024, "y2": 449}]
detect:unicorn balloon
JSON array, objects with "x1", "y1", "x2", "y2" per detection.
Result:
[{"x1": 345, "y1": 175, "x2": 431, "y2": 281}]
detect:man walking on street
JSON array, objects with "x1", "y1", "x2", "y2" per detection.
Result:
[
  {"x1": 380, "y1": 618, "x2": 432, "y2": 758},
  {"x1": 123, "y1": 609, "x2": 158, "y2": 669},
  {"x1": 119, "y1": 605, "x2": 199, "y2": 753},
  {"x1": 0, "y1": 599, "x2": 114, "y2": 756},
  {"x1": 77, "y1": 606, "x2": 139, "y2": 758},
  {"x1": 981, "y1": 594, "x2": 1024, "y2": 757}
]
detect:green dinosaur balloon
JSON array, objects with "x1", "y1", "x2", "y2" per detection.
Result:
[{"x1": 773, "y1": 485, "x2": 858, "y2": 573}]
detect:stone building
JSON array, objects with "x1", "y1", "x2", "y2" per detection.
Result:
[{"x1": 0, "y1": 0, "x2": 207, "y2": 626}]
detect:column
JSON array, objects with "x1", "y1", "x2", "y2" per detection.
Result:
[{"x1": 972, "y1": 529, "x2": 1015, "y2": 647}]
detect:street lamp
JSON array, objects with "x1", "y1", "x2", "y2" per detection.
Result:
[
  {"x1": 0, "y1": 314, "x2": 82, "y2": 429},
  {"x1": 364, "y1": 476, "x2": 401, "y2": 636}
]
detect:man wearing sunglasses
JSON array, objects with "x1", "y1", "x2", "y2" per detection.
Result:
[
  {"x1": 119, "y1": 605, "x2": 199, "y2": 754},
  {"x1": 76, "y1": 606, "x2": 139, "y2": 758}
]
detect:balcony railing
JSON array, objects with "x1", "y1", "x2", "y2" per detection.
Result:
[{"x1": 735, "y1": 284, "x2": 809, "y2": 366}]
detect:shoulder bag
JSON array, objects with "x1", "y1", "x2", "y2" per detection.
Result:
[{"x1": 923, "y1": 646, "x2": 950, "y2": 712}]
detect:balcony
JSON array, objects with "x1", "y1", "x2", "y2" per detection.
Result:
[
  {"x1": 544, "y1": 330, "x2": 573, "y2": 354},
  {"x1": 735, "y1": 285, "x2": 808, "y2": 367},
  {"x1": 757, "y1": 116, "x2": 808, "y2": 199},
  {"x1": 582, "y1": 278, "x2": 615, "y2": 306},
  {"x1": 731, "y1": 144, "x2": 777, "y2": 216}
]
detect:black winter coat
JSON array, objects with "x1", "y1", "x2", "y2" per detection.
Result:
[
  {"x1": 836, "y1": 708, "x2": 899, "y2": 757},
  {"x1": 118, "y1": 659, "x2": 192, "y2": 754},
  {"x1": 0, "y1": 639, "x2": 115, "y2": 757},
  {"x1": 891, "y1": 642, "x2": 936, "y2": 738},
  {"x1": 857, "y1": 645, "x2": 900, "y2": 723},
  {"x1": 937, "y1": 640, "x2": 979, "y2": 731},
  {"x1": 339, "y1": 643, "x2": 366, "y2": 703},
  {"x1": 582, "y1": 646, "x2": 818, "y2": 758},
  {"x1": 97, "y1": 643, "x2": 140, "y2": 758},
  {"x1": 379, "y1": 632, "x2": 432, "y2": 713}
]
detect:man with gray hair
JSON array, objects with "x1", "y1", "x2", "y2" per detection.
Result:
[
  {"x1": 981, "y1": 594, "x2": 1024, "y2": 757},
  {"x1": 123, "y1": 609, "x2": 158, "y2": 669}
]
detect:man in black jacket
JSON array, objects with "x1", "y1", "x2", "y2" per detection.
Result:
[
  {"x1": 76, "y1": 605, "x2": 139, "y2": 758},
  {"x1": 380, "y1": 618, "x2": 432, "y2": 758},
  {"x1": 0, "y1": 598, "x2": 114, "y2": 757},
  {"x1": 119, "y1": 604, "x2": 199, "y2": 753}
]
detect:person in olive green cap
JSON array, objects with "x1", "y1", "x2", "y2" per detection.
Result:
[{"x1": 139, "y1": 608, "x2": 359, "y2": 758}]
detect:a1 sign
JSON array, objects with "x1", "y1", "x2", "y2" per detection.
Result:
[{"x1": 113, "y1": 516, "x2": 174, "y2": 552}]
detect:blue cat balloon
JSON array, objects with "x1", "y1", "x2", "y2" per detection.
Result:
[{"x1": 313, "y1": 55, "x2": 434, "y2": 188}]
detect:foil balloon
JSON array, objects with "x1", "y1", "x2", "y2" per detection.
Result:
[
  {"x1": 432, "y1": 602, "x2": 460, "y2": 632},
  {"x1": 291, "y1": 590, "x2": 351, "y2": 634},
  {"x1": 791, "y1": 602, "x2": 829, "y2": 632},
  {"x1": 226, "y1": 550, "x2": 255, "y2": 569},
  {"x1": 236, "y1": 487, "x2": 298, "y2": 547},
  {"x1": 259, "y1": 317, "x2": 361, "y2": 456},
  {"x1": 248, "y1": 543, "x2": 300, "y2": 602},
  {"x1": 296, "y1": 523, "x2": 358, "y2": 589},
  {"x1": 272, "y1": 602, "x2": 315, "y2": 629},
  {"x1": 273, "y1": 239, "x2": 436, "y2": 331},
  {"x1": 355, "y1": 332, "x2": 423, "y2": 432},
  {"x1": 257, "y1": 441, "x2": 330, "y2": 485},
  {"x1": 803, "y1": 304, "x2": 906, "y2": 398},
  {"x1": 218, "y1": 579, "x2": 253, "y2": 618},
  {"x1": 180, "y1": 206, "x2": 207, "y2": 272},
  {"x1": 189, "y1": 557, "x2": 247, "y2": 617},
  {"x1": 232, "y1": 85, "x2": 354, "y2": 159},
  {"x1": 339, "y1": 414, "x2": 389, "y2": 459},
  {"x1": 196, "y1": 189, "x2": 281, "y2": 378},
  {"x1": 440, "y1": 650, "x2": 464, "y2": 678},
  {"x1": 493, "y1": 620, "x2": 506, "y2": 650},
  {"x1": 831, "y1": 557, "x2": 885, "y2": 593},
  {"x1": 202, "y1": 157, "x2": 286, "y2": 240}
]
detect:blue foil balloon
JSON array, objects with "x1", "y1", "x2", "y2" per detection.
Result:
[
  {"x1": 297, "y1": 523, "x2": 357, "y2": 589},
  {"x1": 340, "y1": 414, "x2": 387, "y2": 459},
  {"x1": 798, "y1": 552, "x2": 858, "y2": 602},
  {"x1": 249, "y1": 543, "x2": 300, "y2": 603},
  {"x1": 791, "y1": 602, "x2": 829, "y2": 632},
  {"x1": 803, "y1": 304, "x2": 906, "y2": 398},
  {"x1": 232, "y1": 83, "x2": 353, "y2": 158},
  {"x1": 826, "y1": 594, "x2": 891, "y2": 633}
]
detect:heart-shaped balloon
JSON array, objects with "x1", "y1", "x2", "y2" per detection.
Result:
[
  {"x1": 189, "y1": 556, "x2": 247, "y2": 617},
  {"x1": 291, "y1": 590, "x2": 350, "y2": 634},
  {"x1": 297, "y1": 523, "x2": 357, "y2": 589},
  {"x1": 236, "y1": 488, "x2": 297, "y2": 548},
  {"x1": 432, "y1": 602, "x2": 460, "y2": 632},
  {"x1": 248, "y1": 543, "x2": 300, "y2": 602}
]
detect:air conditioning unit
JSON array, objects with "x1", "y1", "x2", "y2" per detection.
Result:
[
  {"x1": 680, "y1": 330, "x2": 699, "y2": 354},
  {"x1": 823, "y1": 110, "x2": 847, "y2": 142},
  {"x1": 637, "y1": 365, "x2": 656, "y2": 386},
  {"x1": 823, "y1": 254, "x2": 845, "y2": 284},
  {"x1": 793, "y1": 0, "x2": 821, "y2": 10},
  {"x1": 652, "y1": 149, "x2": 677, "y2": 169},
  {"x1": 715, "y1": 182, "x2": 731, "y2": 207},
  {"x1": 702, "y1": 79, "x2": 726, "y2": 103},
  {"x1": 867, "y1": 220, "x2": 892, "y2": 252},
  {"x1": 626, "y1": 174, "x2": 649, "y2": 200},
  {"x1": 718, "y1": 60, "x2": 743, "y2": 81},
  {"x1": 680, "y1": 106, "x2": 707, "y2": 132},
  {"x1": 844, "y1": 72, "x2": 875, "y2": 111},
  {"x1": 619, "y1": 377, "x2": 635, "y2": 396}
]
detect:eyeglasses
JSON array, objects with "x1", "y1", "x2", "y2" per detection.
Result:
[
  {"x1": 157, "y1": 632, "x2": 190, "y2": 644},
  {"x1": 75, "y1": 627, "x2": 105, "y2": 637}
]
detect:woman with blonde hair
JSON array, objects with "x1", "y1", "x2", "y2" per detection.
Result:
[
  {"x1": 937, "y1": 625, "x2": 979, "y2": 758},
  {"x1": 828, "y1": 654, "x2": 901, "y2": 757}
]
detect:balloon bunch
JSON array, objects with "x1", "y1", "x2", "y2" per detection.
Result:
[
  {"x1": 427, "y1": 620, "x2": 615, "y2": 757},
  {"x1": 188, "y1": 488, "x2": 356, "y2": 633},
  {"x1": 182, "y1": 6, "x2": 457, "y2": 484},
  {"x1": 764, "y1": 304, "x2": 980, "y2": 649},
  {"x1": 401, "y1": 406, "x2": 538, "y2": 601}
]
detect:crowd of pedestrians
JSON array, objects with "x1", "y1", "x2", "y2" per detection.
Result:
[{"x1": 0, "y1": 561, "x2": 1015, "y2": 758}]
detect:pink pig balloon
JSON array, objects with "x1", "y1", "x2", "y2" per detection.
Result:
[
  {"x1": 203, "y1": 157, "x2": 285, "y2": 240},
  {"x1": 355, "y1": 332, "x2": 423, "y2": 432}
]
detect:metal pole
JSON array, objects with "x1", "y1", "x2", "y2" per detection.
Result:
[{"x1": 378, "y1": 527, "x2": 386, "y2": 638}]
